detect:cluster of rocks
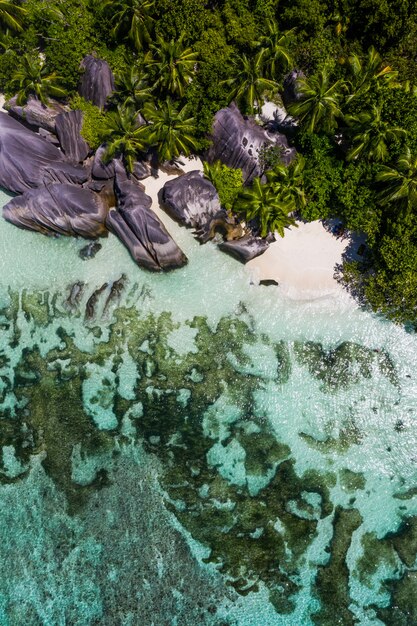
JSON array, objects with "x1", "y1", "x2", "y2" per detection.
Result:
[{"x1": 0, "y1": 54, "x2": 297, "y2": 271}]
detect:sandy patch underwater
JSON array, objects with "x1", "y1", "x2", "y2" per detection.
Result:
[{"x1": 1, "y1": 186, "x2": 417, "y2": 625}]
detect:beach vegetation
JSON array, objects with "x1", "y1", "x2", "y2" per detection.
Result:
[
  {"x1": 1, "y1": 0, "x2": 417, "y2": 323},
  {"x1": 203, "y1": 161, "x2": 244, "y2": 211},
  {"x1": 11, "y1": 52, "x2": 67, "y2": 105},
  {"x1": 233, "y1": 177, "x2": 296, "y2": 238},
  {"x1": 102, "y1": 105, "x2": 149, "y2": 172},
  {"x1": 0, "y1": 0, "x2": 26, "y2": 33},
  {"x1": 222, "y1": 49, "x2": 279, "y2": 115},
  {"x1": 70, "y1": 94, "x2": 109, "y2": 149},
  {"x1": 143, "y1": 98, "x2": 199, "y2": 163}
]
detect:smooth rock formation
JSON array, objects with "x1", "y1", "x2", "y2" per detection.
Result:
[
  {"x1": 162, "y1": 170, "x2": 221, "y2": 229},
  {"x1": 79, "y1": 55, "x2": 115, "y2": 109},
  {"x1": 218, "y1": 235, "x2": 269, "y2": 263},
  {"x1": 0, "y1": 112, "x2": 88, "y2": 193},
  {"x1": 55, "y1": 110, "x2": 90, "y2": 163},
  {"x1": 208, "y1": 103, "x2": 295, "y2": 183},
  {"x1": 5, "y1": 95, "x2": 67, "y2": 132},
  {"x1": 92, "y1": 145, "x2": 115, "y2": 180},
  {"x1": 106, "y1": 163, "x2": 187, "y2": 271},
  {"x1": 3, "y1": 183, "x2": 108, "y2": 238}
]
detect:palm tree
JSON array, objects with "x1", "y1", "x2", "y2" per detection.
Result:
[
  {"x1": 143, "y1": 98, "x2": 198, "y2": 163},
  {"x1": 233, "y1": 178, "x2": 296, "y2": 237},
  {"x1": 12, "y1": 54, "x2": 67, "y2": 106},
  {"x1": 258, "y1": 21, "x2": 293, "y2": 79},
  {"x1": 222, "y1": 49, "x2": 279, "y2": 115},
  {"x1": 103, "y1": 105, "x2": 150, "y2": 172},
  {"x1": 0, "y1": 0, "x2": 26, "y2": 32},
  {"x1": 266, "y1": 156, "x2": 307, "y2": 212},
  {"x1": 346, "y1": 46, "x2": 398, "y2": 104},
  {"x1": 288, "y1": 68, "x2": 345, "y2": 133},
  {"x1": 101, "y1": 0, "x2": 155, "y2": 50},
  {"x1": 345, "y1": 105, "x2": 406, "y2": 162},
  {"x1": 145, "y1": 34, "x2": 198, "y2": 98},
  {"x1": 376, "y1": 148, "x2": 417, "y2": 212},
  {"x1": 113, "y1": 64, "x2": 153, "y2": 111}
]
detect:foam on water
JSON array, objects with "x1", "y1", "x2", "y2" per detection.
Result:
[{"x1": 1, "y1": 187, "x2": 417, "y2": 625}]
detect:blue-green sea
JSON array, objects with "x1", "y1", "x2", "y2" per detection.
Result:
[{"x1": 0, "y1": 185, "x2": 416, "y2": 626}]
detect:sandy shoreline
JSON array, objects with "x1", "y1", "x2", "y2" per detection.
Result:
[
  {"x1": 246, "y1": 221, "x2": 349, "y2": 299},
  {"x1": 0, "y1": 92, "x2": 350, "y2": 301},
  {"x1": 144, "y1": 160, "x2": 350, "y2": 301}
]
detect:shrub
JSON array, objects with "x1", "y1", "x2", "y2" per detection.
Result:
[
  {"x1": 70, "y1": 94, "x2": 108, "y2": 149},
  {"x1": 203, "y1": 161, "x2": 244, "y2": 211}
]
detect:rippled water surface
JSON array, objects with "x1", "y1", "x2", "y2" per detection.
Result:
[{"x1": 0, "y1": 187, "x2": 416, "y2": 625}]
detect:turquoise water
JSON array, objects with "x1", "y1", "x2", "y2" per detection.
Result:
[{"x1": 1, "y1": 187, "x2": 417, "y2": 625}]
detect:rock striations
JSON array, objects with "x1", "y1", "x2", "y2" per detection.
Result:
[
  {"x1": 106, "y1": 162, "x2": 187, "y2": 271},
  {"x1": 1, "y1": 66, "x2": 298, "y2": 275}
]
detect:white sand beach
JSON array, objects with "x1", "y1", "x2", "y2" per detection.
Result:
[
  {"x1": 246, "y1": 221, "x2": 349, "y2": 299},
  {"x1": 144, "y1": 161, "x2": 350, "y2": 300}
]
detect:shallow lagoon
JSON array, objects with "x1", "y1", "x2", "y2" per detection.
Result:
[{"x1": 0, "y1": 188, "x2": 417, "y2": 625}]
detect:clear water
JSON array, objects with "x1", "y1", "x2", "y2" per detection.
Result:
[{"x1": 0, "y1": 187, "x2": 416, "y2": 625}]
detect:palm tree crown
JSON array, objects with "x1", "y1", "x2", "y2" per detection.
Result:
[
  {"x1": 12, "y1": 53, "x2": 67, "y2": 106},
  {"x1": 345, "y1": 105, "x2": 406, "y2": 162},
  {"x1": 233, "y1": 177, "x2": 296, "y2": 237},
  {"x1": 143, "y1": 98, "x2": 198, "y2": 163},
  {"x1": 145, "y1": 34, "x2": 198, "y2": 98},
  {"x1": 101, "y1": 0, "x2": 155, "y2": 50},
  {"x1": 266, "y1": 156, "x2": 307, "y2": 212},
  {"x1": 103, "y1": 105, "x2": 149, "y2": 172},
  {"x1": 377, "y1": 148, "x2": 417, "y2": 211},
  {"x1": 258, "y1": 21, "x2": 293, "y2": 80},
  {"x1": 222, "y1": 49, "x2": 279, "y2": 115},
  {"x1": 113, "y1": 64, "x2": 153, "y2": 110},
  {"x1": 0, "y1": 0, "x2": 26, "y2": 32},
  {"x1": 346, "y1": 46, "x2": 398, "y2": 104},
  {"x1": 288, "y1": 68, "x2": 345, "y2": 133}
]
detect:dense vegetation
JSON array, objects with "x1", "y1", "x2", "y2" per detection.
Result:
[{"x1": 1, "y1": 0, "x2": 417, "y2": 325}]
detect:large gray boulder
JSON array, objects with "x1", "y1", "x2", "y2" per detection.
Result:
[
  {"x1": 106, "y1": 163, "x2": 187, "y2": 271},
  {"x1": 55, "y1": 110, "x2": 90, "y2": 163},
  {"x1": 218, "y1": 235, "x2": 269, "y2": 263},
  {"x1": 3, "y1": 184, "x2": 108, "y2": 238},
  {"x1": 5, "y1": 95, "x2": 67, "y2": 132},
  {"x1": 79, "y1": 55, "x2": 115, "y2": 109},
  {"x1": 0, "y1": 112, "x2": 88, "y2": 193},
  {"x1": 92, "y1": 145, "x2": 115, "y2": 180},
  {"x1": 161, "y1": 170, "x2": 221, "y2": 229},
  {"x1": 207, "y1": 103, "x2": 295, "y2": 183}
]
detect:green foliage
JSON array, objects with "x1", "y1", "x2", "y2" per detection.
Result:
[
  {"x1": 70, "y1": 95, "x2": 108, "y2": 149},
  {"x1": 155, "y1": 0, "x2": 209, "y2": 42},
  {"x1": 297, "y1": 133, "x2": 343, "y2": 221},
  {"x1": 11, "y1": 53, "x2": 67, "y2": 105},
  {"x1": 334, "y1": 162, "x2": 381, "y2": 245},
  {"x1": 143, "y1": 98, "x2": 199, "y2": 163},
  {"x1": 203, "y1": 161, "x2": 244, "y2": 211},
  {"x1": 43, "y1": 0, "x2": 98, "y2": 92}
]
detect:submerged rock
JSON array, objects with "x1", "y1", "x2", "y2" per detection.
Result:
[
  {"x1": 218, "y1": 235, "x2": 269, "y2": 263},
  {"x1": 79, "y1": 241, "x2": 102, "y2": 260},
  {"x1": 79, "y1": 55, "x2": 115, "y2": 109},
  {"x1": 3, "y1": 183, "x2": 108, "y2": 238},
  {"x1": 161, "y1": 170, "x2": 221, "y2": 229},
  {"x1": 106, "y1": 162, "x2": 187, "y2": 271},
  {"x1": 5, "y1": 95, "x2": 67, "y2": 132},
  {"x1": 0, "y1": 112, "x2": 88, "y2": 193},
  {"x1": 208, "y1": 103, "x2": 295, "y2": 183},
  {"x1": 55, "y1": 110, "x2": 90, "y2": 163}
]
